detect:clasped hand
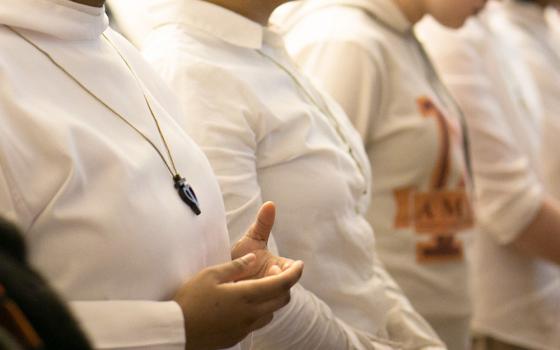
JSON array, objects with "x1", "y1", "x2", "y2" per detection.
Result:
[{"x1": 173, "y1": 202, "x2": 303, "y2": 350}]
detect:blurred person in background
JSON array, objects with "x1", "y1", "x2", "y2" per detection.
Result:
[
  {"x1": 274, "y1": 0, "x2": 486, "y2": 348},
  {"x1": 416, "y1": 2, "x2": 560, "y2": 349},
  {"x1": 487, "y1": 0, "x2": 560, "y2": 199}
]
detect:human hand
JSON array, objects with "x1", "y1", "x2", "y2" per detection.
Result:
[
  {"x1": 174, "y1": 252, "x2": 303, "y2": 350},
  {"x1": 231, "y1": 202, "x2": 297, "y2": 278}
]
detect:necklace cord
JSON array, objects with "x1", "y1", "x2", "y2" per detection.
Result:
[
  {"x1": 102, "y1": 33, "x2": 180, "y2": 177},
  {"x1": 7, "y1": 26, "x2": 178, "y2": 178}
]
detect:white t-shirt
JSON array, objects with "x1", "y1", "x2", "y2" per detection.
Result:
[
  {"x1": 276, "y1": 0, "x2": 474, "y2": 321},
  {"x1": 0, "y1": 0, "x2": 234, "y2": 349},
  {"x1": 126, "y1": 0, "x2": 445, "y2": 348},
  {"x1": 417, "y1": 11, "x2": 560, "y2": 350}
]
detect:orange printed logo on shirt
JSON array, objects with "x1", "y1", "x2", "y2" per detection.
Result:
[
  {"x1": 394, "y1": 97, "x2": 474, "y2": 263},
  {"x1": 414, "y1": 190, "x2": 474, "y2": 234}
]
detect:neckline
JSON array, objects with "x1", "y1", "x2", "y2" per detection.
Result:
[
  {"x1": 0, "y1": 0, "x2": 108, "y2": 40},
  {"x1": 147, "y1": 0, "x2": 265, "y2": 49}
]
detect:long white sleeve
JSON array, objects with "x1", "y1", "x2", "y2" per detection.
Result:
[
  {"x1": 371, "y1": 255, "x2": 443, "y2": 350},
  {"x1": 70, "y1": 301, "x2": 184, "y2": 350},
  {"x1": 253, "y1": 284, "x2": 398, "y2": 350}
]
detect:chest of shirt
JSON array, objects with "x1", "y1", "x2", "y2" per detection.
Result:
[
  {"x1": 362, "y1": 34, "x2": 467, "y2": 194},
  {"x1": 0, "y1": 29, "x2": 230, "y2": 299},
  {"x1": 181, "y1": 33, "x2": 372, "y2": 206}
]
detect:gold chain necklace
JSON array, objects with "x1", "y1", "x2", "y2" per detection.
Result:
[{"x1": 8, "y1": 27, "x2": 201, "y2": 215}]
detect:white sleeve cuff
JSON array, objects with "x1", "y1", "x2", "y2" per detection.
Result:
[
  {"x1": 477, "y1": 182, "x2": 544, "y2": 245},
  {"x1": 70, "y1": 300, "x2": 185, "y2": 350}
]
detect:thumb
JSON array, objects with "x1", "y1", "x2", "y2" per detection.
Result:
[
  {"x1": 246, "y1": 201, "x2": 276, "y2": 244},
  {"x1": 212, "y1": 253, "x2": 257, "y2": 283}
]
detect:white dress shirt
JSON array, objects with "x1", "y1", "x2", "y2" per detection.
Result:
[
  {"x1": 275, "y1": 4, "x2": 474, "y2": 345},
  {"x1": 126, "y1": 0, "x2": 444, "y2": 348},
  {"x1": 417, "y1": 10, "x2": 560, "y2": 350},
  {"x1": 547, "y1": 6, "x2": 560, "y2": 50},
  {"x1": 0, "y1": 1, "x2": 234, "y2": 349},
  {"x1": 489, "y1": 1, "x2": 560, "y2": 201},
  {"x1": 106, "y1": 0, "x2": 150, "y2": 46}
]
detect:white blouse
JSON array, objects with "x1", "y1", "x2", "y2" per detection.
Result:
[
  {"x1": 133, "y1": 0, "x2": 443, "y2": 348},
  {"x1": 0, "y1": 0, "x2": 233, "y2": 349},
  {"x1": 276, "y1": 0, "x2": 474, "y2": 322},
  {"x1": 489, "y1": 1, "x2": 560, "y2": 201},
  {"x1": 418, "y1": 11, "x2": 560, "y2": 350}
]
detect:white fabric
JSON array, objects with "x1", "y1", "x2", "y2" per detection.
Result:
[
  {"x1": 547, "y1": 6, "x2": 560, "y2": 51},
  {"x1": 125, "y1": 0, "x2": 445, "y2": 349},
  {"x1": 489, "y1": 1, "x2": 560, "y2": 201},
  {"x1": 106, "y1": 0, "x2": 153, "y2": 46},
  {"x1": 417, "y1": 10, "x2": 560, "y2": 350},
  {"x1": 276, "y1": 4, "x2": 474, "y2": 345},
  {"x1": 0, "y1": 0, "x2": 236, "y2": 349}
]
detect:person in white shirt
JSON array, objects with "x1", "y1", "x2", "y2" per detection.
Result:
[
  {"x1": 274, "y1": 1, "x2": 485, "y2": 349},
  {"x1": 0, "y1": 1, "x2": 304, "y2": 349},
  {"x1": 488, "y1": 0, "x2": 560, "y2": 200},
  {"x1": 548, "y1": 5, "x2": 560, "y2": 46},
  {"x1": 416, "y1": 4, "x2": 560, "y2": 350},
  {"x1": 110, "y1": 0, "x2": 445, "y2": 348}
]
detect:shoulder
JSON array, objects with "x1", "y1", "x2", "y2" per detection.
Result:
[
  {"x1": 279, "y1": 4, "x2": 389, "y2": 63},
  {"x1": 104, "y1": 28, "x2": 187, "y2": 118},
  {"x1": 417, "y1": 16, "x2": 487, "y2": 71},
  {"x1": 148, "y1": 25, "x2": 271, "y2": 114}
]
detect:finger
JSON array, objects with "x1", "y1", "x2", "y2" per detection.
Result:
[
  {"x1": 232, "y1": 260, "x2": 303, "y2": 302},
  {"x1": 248, "y1": 313, "x2": 274, "y2": 332},
  {"x1": 266, "y1": 265, "x2": 282, "y2": 276},
  {"x1": 210, "y1": 253, "x2": 257, "y2": 283},
  {"x1": 245, "y1": 202, "x2": 276, "y2": 244},
  {"x1": 255, "y1": 290, "x2": 292, "y2": 316},
  {"x1": 279, "y1": 258, "x2": 295, "y2": 271}
]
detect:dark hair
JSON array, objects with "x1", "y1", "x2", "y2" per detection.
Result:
[{"x1": 0, "y1": 218, "x2": 92, "y2": 350}]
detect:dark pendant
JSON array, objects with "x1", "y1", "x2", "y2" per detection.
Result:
[{"x1": 173, "y1": 175, "x2": 201, "y2": 216}]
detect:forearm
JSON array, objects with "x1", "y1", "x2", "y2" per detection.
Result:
[{"x1": 511, "y1": 196, "x2": 560, "y2": 265}]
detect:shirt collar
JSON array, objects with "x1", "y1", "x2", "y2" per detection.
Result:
[
  {"x1": 0, "y1": 0, "x2": 108, "y2": 40},
  {"x1": 147, "y1": 0, "x2": 264, "y2": 49}
]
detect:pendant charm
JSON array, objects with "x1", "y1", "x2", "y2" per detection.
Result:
[{"x1": 174, "y1": 175, "x2": 201, "y2": 216}]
